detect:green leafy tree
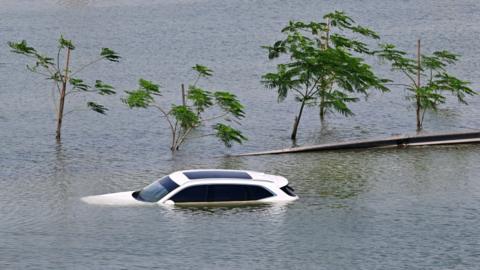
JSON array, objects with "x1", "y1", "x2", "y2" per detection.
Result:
[
  {"x1": 262, "y1": 11, "x2": 389, "y2": 140},
  {"x1": 8, "y1": 36, "x2": 120, "y2": 140},
  {"x1": 123, "y1": 65, "x2": 247, "y2": 152},
  {"x1": 377, "y1": 40, "x2": 476, "y2": 130}
]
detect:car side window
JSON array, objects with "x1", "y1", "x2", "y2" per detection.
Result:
[
  {"x1": 169, "y1": 185, "x2": 208, "y2": 203},
  {"x1": 208, "y1": 185, "x2": 248, "y2": 202},
  {"x1": 246, "y1": 185, "x2": 274, "y2": 200}
]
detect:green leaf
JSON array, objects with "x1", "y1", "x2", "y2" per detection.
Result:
[
  {"x1": 101, "y1": 48, "x2": 121, "y2": 62},
  {"x1": 8, "y1": 40, "x2": 37, "y2": 55},
  {"x1": 122, "y1": 90, "x2": 154, "y2": 108},
  {"x1": 95, "y1": 80, "x2": 116, "y2": 95},
  {"x1": 87, "y1": 101, "x2": 108, "y2": 114},
  {"x1": 262, "y1": 64, "x2": 303, "y2": 102},
  {"x1": 139, "y1": 78, "x2": 160, "y2": 94},
  {"x1": 376, "y1": 43, "x2": 418, "y2": 75},
  {"x1": 69, "y1": 78, "x2": 90, "y2": 91},
  {"x1": 187, "y1": 86, "x2": 213, "y2": 113},
  {"x1": 413, "y1": 86, "x2": 446, "y2": 110},
  {"x1": 432, "y1": 50, "x2": 459, "y2": 64},
  {"x1": 350, "y1": 25, "x2": 380, "y2": 39},
  {"x1": 431, "y1": 73, "x2": 476, "y2": 104},
  {"x1": 323, "y1": 11, "x2": 354, "y2": 29},
  {"x1": 59, "y1": 35, "x2": 75, "y2": 50},
  {"x1": 192, "y1": 64, "x2": 213, "y2": 77},
  {"x1": 123, "y1": 79, "x2": 159, "y2": 108},
  {"x1": 171, "y1": 105, "x2": 199, "y2": 128},
  {"x1": 330, "y1": 34, "x2": 371, "y2": 54},
  {"x1": 213, "y1": 91, "x2": 245, "y2": 118},
  {"x1": 319, "y1": 90, "x2": 359, "y2": 116},
  {"x1": 214, "y1": 123, "x2": 247, "y2": 147},
  {"x1": 34, "y1": 54, "x2": 55, "y2": 69}
]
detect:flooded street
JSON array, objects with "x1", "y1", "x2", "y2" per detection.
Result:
[{"x1": 1, "y1": 0, "x2": 480, "y2": 269}]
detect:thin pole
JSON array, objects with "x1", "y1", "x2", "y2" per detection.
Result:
[
  {"x1": 181, "y1": 84, "x2": 186, "y2": 106},
  {"x1": 56, "y1": 47, "x2": 71, "y2": 141},
  {"x1": 416, "y1": 39, "x2": 422, "y2": 131},
  {"x1": 417, "y1": 39, "x2": 421, "y2": 88}
]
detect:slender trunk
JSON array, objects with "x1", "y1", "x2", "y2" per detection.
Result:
[
  {"x1": 320, "y1": 93, "x2": 326, "y2": 122},
  {"x1": 291, "y1": 100, "x2": 306, "y2": 140},
  {"x1": 56, "y1": 47, "x2": 71, "y2": 141},
  {"x1": 325, "y1": 18, "x2": 330, "y2": 49},
  {"x1": 416, "y1": 39, "x2": 422, "y2": 131},
  {"x1": 170, "y1": 123, "x2": 177, "y2": 152}
]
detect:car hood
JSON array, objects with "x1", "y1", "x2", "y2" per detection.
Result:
[{"x1": 81, "y1": 191, "x2": 151, "y2": 206}]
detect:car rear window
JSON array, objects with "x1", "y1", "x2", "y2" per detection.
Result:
[
  {"x1": 246, "y1": 185, "x2": 274, "y2": 200},
  {"x1": 280, "y1": 185, "x2": 296, "y2": 197}
]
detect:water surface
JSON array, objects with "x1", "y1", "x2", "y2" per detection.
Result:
[{"x1": 1, "y1": 0, "x2": 480, "y2": 269}]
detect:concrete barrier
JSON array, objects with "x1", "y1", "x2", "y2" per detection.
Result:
[{"x1": 235, "y1": 131, "x2": 480, "y2": 156}]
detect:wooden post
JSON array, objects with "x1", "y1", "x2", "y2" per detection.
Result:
[
  {"x1": 181, "y1": 84, "x2": 186, "y2": 106},
  {"x1": 56, "y1": 47, "x2": 71, "y2": 141},
  {"x1": 416, "y1": 39, "x2": 422, "y2": 131}
]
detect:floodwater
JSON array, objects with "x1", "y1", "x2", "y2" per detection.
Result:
[{"x1": 1, "y1": 0, "x2": 480, "y2": 269}]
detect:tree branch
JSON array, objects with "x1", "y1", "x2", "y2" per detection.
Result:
[
  {"x1": 151, "y1": 104, "x2": 175, "y2": 132},
  {"x1": 51, "y1": 87, "x2": 58, "y2": 115},
  {"x1": 402, "y1": 70, "x2": 418, "y2": 87},
  {"x1": 385, "y1": 83, "x2": 413, "y2": 88},
  {"x1": 291, "y1": 87, "x2": 306, "y2": 97},
  {"x1": 71, "y1": 57, "x2": 104, "y2": 76},
  {"x1": 201, "y1": 112, "x2": 230, "y2": 122},
  {"x1": 175, "y1": 126, "x2": 194, "y2": 149},
  {"x1": 192, "y1": 74, "x2": 201, "y2": 87},
  {"x1": 57, "y1": 47, "x2": 61, "y2": 73}
]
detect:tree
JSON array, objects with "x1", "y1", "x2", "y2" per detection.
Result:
[
  {"x1": 262, "y1": 11, "x2": 389, "y2": 140},
  {"x1": 123, "y1": 65, "x2": 247, "y2": 152},
  {"x1": 377, "y1": 40, "x2": 476, "y2": 131},
  {"x1": 8, "y1": 36, "x2": 120, "y2": 140}
]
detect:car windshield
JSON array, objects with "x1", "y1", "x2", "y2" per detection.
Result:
[{"x1": 135, "y1": 176, "x2": 179, "y2": 202}]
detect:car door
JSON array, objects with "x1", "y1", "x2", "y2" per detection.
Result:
[{"x1": 207, "y1": 184, "x2": 249, "y2": 202}]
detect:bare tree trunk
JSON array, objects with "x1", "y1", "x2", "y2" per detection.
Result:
[
  {"x1": 320, "y1": 94, "x2": 326, "y2": 122},
  {"x1": 416, "y1": 39, "x2": 422, "y2": 131},
  {"x1": 291, "y1": 100, "x2": 306, "y2": 140},
  {"x1": 56, "y1": 47, "x2": 71, "y2": 141}
]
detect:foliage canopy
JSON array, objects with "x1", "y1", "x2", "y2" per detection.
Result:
[
  {"x1": 262, "y1": 11, "x2": 389, "y2": 139},
  {"x1": 123, "y1": 65, "x2": 247, "y2": 151},
  {"x1": 8, "y1": 36, "x2": 120, "y2": 140},
  {"x1": 377, "y1": 41, "x2": 476, "y2": 130}
]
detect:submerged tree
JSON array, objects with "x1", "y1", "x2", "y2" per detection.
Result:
[
  {"x1": 8, "y1": 36, "x2": 120, "y2": 140},
  {"x1": 123, "y1": 65, "x2": 247, "y2": 152},
  {"x1": 377, "y1": 40, "x2": 476, "y2": 131},
  {"x1": 262, "y1": 11, "x2": 389, "y2": 140}
]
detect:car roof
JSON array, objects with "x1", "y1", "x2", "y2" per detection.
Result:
[{"x1": 168, "y1": 169, "x2": 288, "y2": 187}]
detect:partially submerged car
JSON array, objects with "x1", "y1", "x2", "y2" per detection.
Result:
[{"x1": 81, "y1": 169, "x2": 298, "y2": 206}]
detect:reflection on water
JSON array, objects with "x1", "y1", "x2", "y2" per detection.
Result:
[{"x1": 171, "y1": 202, "x2": 289, "y2": 218}]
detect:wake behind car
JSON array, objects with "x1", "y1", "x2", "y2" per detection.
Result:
[{"x1": 81, "y1": 169, "x2": 298, "y2": 206}]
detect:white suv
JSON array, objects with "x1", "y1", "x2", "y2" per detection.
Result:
[{"x1": 82, "y1": 169, "x2": 298, "y2": 206}]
